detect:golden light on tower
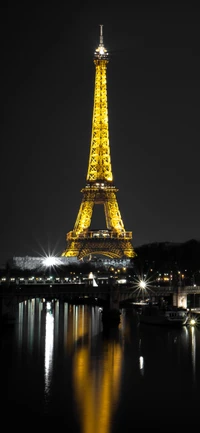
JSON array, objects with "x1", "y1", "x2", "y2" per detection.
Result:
[{"x1": 62, "y1": 25, "x2": 136, "y2": 260}]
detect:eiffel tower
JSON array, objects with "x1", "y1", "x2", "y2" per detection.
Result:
[{"x1": 62, "y1": 26, "x2": 136, "y2": 260}]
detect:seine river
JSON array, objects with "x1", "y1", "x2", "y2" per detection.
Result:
[{"x1": 1, "y1": 299, "x2": 199, "y2": 432}]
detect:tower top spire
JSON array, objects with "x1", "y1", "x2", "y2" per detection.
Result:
[
  {"x1": 94, "y1": 24, "x2": 108, "y2": 60},
  {"x1": 99, "y1": 24, "x2": 104, "y2": 46}
]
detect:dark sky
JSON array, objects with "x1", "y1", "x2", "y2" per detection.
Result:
[{"x1": 1, "y1": 0, "x2": 200, "y2": 265}]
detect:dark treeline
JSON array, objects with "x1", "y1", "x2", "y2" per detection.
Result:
[{"x1": 134, "y1": 239, "x2": 200, "y2": 273}]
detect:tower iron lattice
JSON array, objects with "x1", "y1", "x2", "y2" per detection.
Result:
[{"x1": 62, "y1": 25, "x2": 136, "y2": 260}]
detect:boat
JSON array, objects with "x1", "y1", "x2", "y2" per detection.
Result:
[{"x1": 137, "y1": 303, "x2": 188, "y2": 327}]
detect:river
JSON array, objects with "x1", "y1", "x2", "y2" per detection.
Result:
[{"x1": 1, "y1": 298, "x2": 199, "y2": 431}]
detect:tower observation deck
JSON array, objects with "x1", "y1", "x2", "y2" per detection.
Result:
[{"x1": 62, "y1": 25, "x2": 136, "y2": 260}]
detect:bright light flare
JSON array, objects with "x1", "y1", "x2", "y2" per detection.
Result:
[
  {"x1": 130, "y1": 271, "x2": 155, "y2": 299},
  {"x1": 190, "y1": 318, "x2": 196, "y2": 326},
  {"x1": 139, "y1": 280, "x2": 146, "y2": 289},
  {"x1": 42, "y1": 256, "x2": 62, "y2": 268},
  {"x1": 187, "y1": 314, "x2": 200, "y2": 327}
]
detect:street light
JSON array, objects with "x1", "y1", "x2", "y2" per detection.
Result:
[{"x1": 139, "y1": 280, "x2": 146, "y2": 301}]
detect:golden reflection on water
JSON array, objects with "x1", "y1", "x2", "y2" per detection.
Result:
[
  {"x1": 72, "y1": 306, "x2": 122, "y2": 433},
  {"x1": 14, "y1": 300, "x2": 200, "y2": 426},
  {"x1": 17, "y1": 299, "x2": 123, "y2": 428},
  {"x1": 63, "y1": 304, "x2": 91, "y2": 354}
]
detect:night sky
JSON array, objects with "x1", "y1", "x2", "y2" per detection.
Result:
[{"x1": 1, "y1": 1, "x2": 200, "y2": 265}]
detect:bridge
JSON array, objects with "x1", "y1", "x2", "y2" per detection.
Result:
[
  {"x1": 1, "y1": 281, "x2": 200, "y2": 298},
  {"x1": 1, "y1": 282, "x2": 200, "y2": 320}
]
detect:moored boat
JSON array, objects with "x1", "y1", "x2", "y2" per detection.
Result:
[{"x1": 138, "y1": 304, "x2": 188, "y2": 327}]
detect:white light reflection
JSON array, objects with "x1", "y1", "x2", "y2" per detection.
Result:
[
  {"x1": 139, "y1": 356, "x2": 144, "y2": 373},
  {"x1": 44, "y1": 302, "x2": 54, "y2": 406},
  {"x1": 191, "y1": 326, "x2": 196, "y2": 387},
  {"x1": 28, "y1": 299, "x2": 35, "y2": 354},
  {"x1": 183, "y1": 325, "x2": 196, "y2": 387},
  {"x1": 139, "y1": 338, "x2": 144, "y2": 376}
]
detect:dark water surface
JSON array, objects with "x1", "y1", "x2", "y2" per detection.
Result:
[{"x1": 1, "y1": 299, "x2": 199, "y2": 432}]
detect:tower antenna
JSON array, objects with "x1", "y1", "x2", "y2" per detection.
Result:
[{"x1": 100, "y1": 24, "x2": 104, "y2": 45}]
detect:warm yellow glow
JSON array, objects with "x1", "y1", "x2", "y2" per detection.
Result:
[
  {"x1": 62, "y1": 28, "x2": 136, "y2": 260},
  {"x1": 72, "y1": 304, "x2": 122, "y2": 433},
  {"x1": 73, "y1": 342, "x2": 122, "y2": 433}
]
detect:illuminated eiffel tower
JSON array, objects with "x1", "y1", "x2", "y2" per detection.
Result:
[{"x1": 62, "y1": 26, "x2": 136, "y2": 260}]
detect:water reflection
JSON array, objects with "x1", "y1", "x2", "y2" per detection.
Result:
[
  {"x1": 9, "y1": 300, "x2": 200, "y2": 431},
  {"x1": 16, "y1": 298, "x2": 123, "y2": 430},
  {"x1": 73, "y1": 330, "x2": 122, "y2": 433},
  {"x1": 63, "y1": 302, "x2": 123, "y2": 433},
  {"x1": 17, "y1": 298, "x2": 55, "y2": 411},
  {"x1": 191, "y1": 326, "x2": 196, "y2": 386},
  {"x1": 183, "y1": 325, "x2": 197, "y2": 387},
  {"x1": 17, "y1": 298, "x2": 43, "y2": 361},
  {"x1": 138, "y1": 337, "x2": 144, "y2": 376},
  {"x1": 136, "y1": 322, "x2": 199, "y2": 388},
  {"x1": 44, "y1": 302, "x2": 54, "y2": 408}
]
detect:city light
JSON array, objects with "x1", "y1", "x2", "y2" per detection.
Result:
[
  {"x1": 131, "y1": 271, "x2": 155, "y2": 300},
  {"x1": 190, "y1": 318, "x2": 196, "y2": 326},
  {"x1": 186, "y1": 314, "x2": 200, "y2": 327},
  {"x1": 42, "y1": 256, "x2": 61, "y2": 267},
  {"x1": 139, "y1": 280, "x2": 146, "y2": 289},
  {"x1": 41, "y1": 255, "x2": 62, "y2": 268}
]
